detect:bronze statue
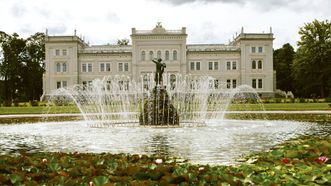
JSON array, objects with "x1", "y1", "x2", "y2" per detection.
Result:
[{"x1": 152, "y1": 58, "x2": 166, "y2": 85}]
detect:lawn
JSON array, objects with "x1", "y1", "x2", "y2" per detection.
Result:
[{"x1": 0, "y1": 102, "x2": 330, "y2": 115}]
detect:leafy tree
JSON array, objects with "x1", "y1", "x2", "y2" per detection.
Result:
[
  {"x1": 21, "y1": 32, "x2": 45, "y2": 101},
  {"x1": 273, "y1": 43, "x2": 295, "y2": 92},
  {"x1": 0, "y1": 32, "x2": 45, "y2": 102},
  {"x1": 292, "y1": 19, "x2": 331, "y2": 97},
  {"x1": 117, "y1": 39, "x2": 129, "y2": 45},
  {"x1": 0, "y1": 32, "x2": 26, "y2": 102}
]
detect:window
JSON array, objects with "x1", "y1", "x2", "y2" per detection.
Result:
[
  {"x1": 149, "y1": 51, "x2": 154, "y2": 60},
  {"x1": 100, "y1": 63, "x2": 105, "y2": 72},
  {"x1": 258, "y1": 60, "x2": 262, "y2": 69},
  {"x1": 56, "y1": 81, "x2": 67, "y2": 89},
  {"x1": 124, "y1": 63, "x2": 129, "y2": 71},
  {"x1": 226, "y1": 61, "x2": 231, "y2": 70},
  {"x1": 258, "y1": 47, "x2": 263, "y2": 53},
  {"x1": 62, "y1": 49, "x2": 67, "y2": 56},
  {"x1": 190, "y1": 62, "x2": 200, "y2": 71},
  {"x1": 62, "y1": 81, "x2": 67, "y2": 88},
  {"x1": 209, "y1": 61, "x2": 219, "y2": 70},
  {"x1": 232, "y1": 79, "x2": 237, "y2": 88},
  {"x1": 214, "y1": 79, "x2": 219, "y2": 89},
  {"x1": 252, "y1": 60, "x2": 256, "y2": 69},
  {"x1": 165, "y1": 51, "x2": 169, "y2": 60},
  {"x1": 119, "y1": 81, "x2": 129, "y2": 91},
  {"x1": 143, "y1": 74, "x2": 149, "y2": 90},
  {"x1": 208, "y1": 62, "x2": 213, "y2": 70},
  {"x1": 118, "y1": 63, "x2": 123, "y2": 72},
  {"x1": 56, "y1": 81, "x2": 61, "y2": 89},
  {"x1": 196, "y1": 62, "x2": 200, "y2": 70},
  {"x1": 227, "y1": 79, "x2": 231, "y2": 89},
  {"x1": 170, "y1": 74, "x2": 176, "y2": 90},
  {"x1": 214, "y1": 62, "x2": 218, "y2": 70},
  {"x1": 106, "y1": 81, "x2": 111, "y2": 90},
  {"x1": 141, "y1": 51, "x2": 146, "y2": 61},
  {"x1": 157, "y1": 50, "x2": 161, "y2": 59},
  {"x1": 56, "y1": 63, "x2": 61, "y2": 72},
  {"x1": 258, "y1": 79, "x2": 262, "y2": 88},
  {"x1": 82, "y1": 64, "x2": 87, "y2": 72},
  {"x1": 56, "y1": 63, "x2": 67, "y2": 72},
  {"x1": 55, "y1": 49, "x2": 60, "y2": 56},
  {"x1": 100, "y1": 63, "x2": 111, "y2": 72},
  {"x1": 232, "y1": 61, "x2": 237, "y2": 70},
  {"x1": 88, "y1": 64, "x2": 92, "y2": 72},
  {"x1": 251, "y1": 46, "x2": 256, "y2": 53},
  {"x1": 173, "y1": 50, "x2": 177, "y2": 60},
  {"x1": 106, "y1": 63, "x2": 111, "y2": 71},
  {"x1": 118, "y1": 62, "x2": 129, "y2": 72},
  {"x1": 62, "y1": 63, "x2": 67, "y2": 72},
  {"x1": 252, "y1": 79, "x2": 257, "y2": 88},
  {"x1": 190, "y1": 62, "x2": 195, "y2": 71},
  {"x1": 82, "y1": 63, "x2": 92, "y2": 72}
]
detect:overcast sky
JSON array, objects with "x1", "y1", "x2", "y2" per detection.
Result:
[{"x1": 0, "y1": 0, "x2": 330, "y2": 49}]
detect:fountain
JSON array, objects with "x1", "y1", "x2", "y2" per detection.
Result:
[
  {"x1": 48, "y1": 58, "x2": 260, "y2": 127},
  {"x1": 1, "y1": 58, "x2": 329, "y2": 165},
  {"x1": 47, "y1": 72, "x2": 247, "y2": 127}
]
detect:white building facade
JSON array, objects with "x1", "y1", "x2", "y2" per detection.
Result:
[{"x1": 43, "y1": 24, "x2": 275, "y2": 97}]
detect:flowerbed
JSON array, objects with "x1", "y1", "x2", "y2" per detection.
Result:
[{"x1": 0, "y1": 136, "x2": 330, "y2": 185}]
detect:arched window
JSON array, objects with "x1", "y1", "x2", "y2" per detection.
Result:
[
  {"x1": 173, "y1": 50, "x2": 177, "y2": 60},
  {"x1": 56, "y1": 63, "x2": 61, "y2": 72},
  {"x1": 252, "y1": 60, "x2": 256, "y2": 69},
  {"x1": 258, "y1": 60, "x2": 262, "y2": 69},
  {"x1": 157, "y1": 50, "x2": 161, "y2": 59},
  {"x1": 141, "y1": 51, "x2": 145, "y2": 61},
  {"x1": 165, "y1": 50, "x2": 169, "y2": 60},
  {"x1": 149, "y1": 51, "x2": 154, "y2": 60},
  {"x1": 62, "y1": 63, "x2": 67, "y2": 72}
]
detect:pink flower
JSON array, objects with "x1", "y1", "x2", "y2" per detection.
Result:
[
  {"x1": 281, "y1": 158, "x2": 290, "y2": 164},
  {"x1": 89, "y1": 181, "x2": 94, "y2": 186},
  {"x1": 315, "y1": 156, "x2": 329, "y2": 164}
]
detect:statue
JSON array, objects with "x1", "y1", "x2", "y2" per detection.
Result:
[{"x1": 152, "y1": 58, "x2": 166, "y2": 85}]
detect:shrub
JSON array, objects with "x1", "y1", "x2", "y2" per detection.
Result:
[
  {"x1": 29, "y1": 100, "x2": 39, "y2": 107},
  {"x1": 275, "y1": 98, "x2": 282, "y2": 103},
  {"x1": 325, "y1": 98, "x2": 331, "y2": 103},
  {"x1": 299, "y1": 98, "x2": 306, "y2": 103},
  {"x1": 3, "y1": 100, "x2": 12, "y2": 107},
  {"x1": 13, "y1": 99, "x2": 19, "y2": 106}
]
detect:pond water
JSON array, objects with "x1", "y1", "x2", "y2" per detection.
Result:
[{"x1": 0, "y1": 120, "x2": 330, "y2": 165}]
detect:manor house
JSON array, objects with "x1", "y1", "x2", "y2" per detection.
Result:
[{"x1": 43, "y1": 23, "x2": 275, "y2": 97}]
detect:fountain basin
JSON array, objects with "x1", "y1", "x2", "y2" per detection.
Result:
[{"x1": 0, "y1": 119, "x2": 329, "y2": 165}]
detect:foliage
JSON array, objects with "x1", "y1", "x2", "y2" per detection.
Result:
[
  {"x1": 117, "y1": 39, "x2": 129, "y2": 46},
  {"x1": 292, "y1": 19, "x2": 331, "y2": 97},
  {"x1": 0, "y1": 136, "x2": 330, "y2": 185},
  {"x1": 0, "y1": 31, "x2": 45, "y2": 102},
  {"x1": 274, "y1": 43, "x2": 295, "y2": 92}
]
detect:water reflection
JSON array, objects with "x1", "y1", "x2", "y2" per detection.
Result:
[{"x1": 0, "y1": 120, "x2": 330, "y2": 165}]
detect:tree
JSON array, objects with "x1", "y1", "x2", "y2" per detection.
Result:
[
  {"x1": 22, "y1": 32, "x2": 45, "y2": 101},
  {"x1": 0, "y1": 32, "x2": 45, "y2": 102},
  {"x1": 292, "y1": 19, "x2": 331, "y2": 97},
  {"x1": 0, "y1": 33, "x2": 26, "y2": 102},
  {"x1": 117, "y1": 39, "x2": 129, "y2": 45},
  {"x1": 273, "y1": 43, "x2": 295, "y2": 92}
]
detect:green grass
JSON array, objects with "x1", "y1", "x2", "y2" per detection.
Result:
[
  {"x1": 0, "y1": 105, "x2": 80, "y2": 115},
  {"x1": 0, "y1": 102, "x2": 330, "y2": 115},
  {"x1": 228, "y1": 102, "x2": 331, "y2": 111}
]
